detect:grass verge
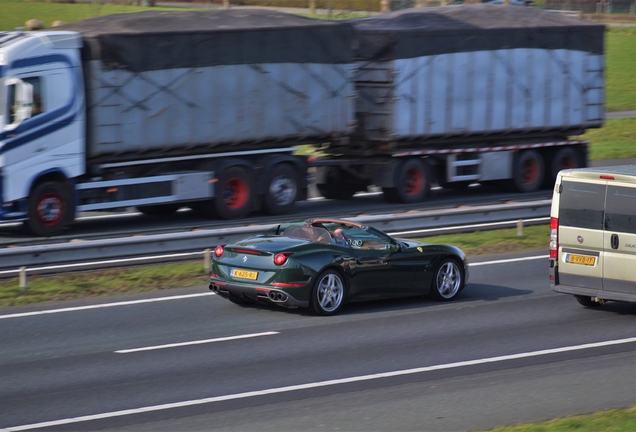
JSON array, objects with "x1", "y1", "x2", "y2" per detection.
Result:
[
  {"x1": 486, "y1": 405, "x2": 636, "y2": 431},
  {"x1": 416, "y1": 224, "x2": 548, "y2": 256},
  {"x1": 0, "y1": 261, "x2": 209, "y2": 308},
  {"x1": 0, "y1": 225, "x2": 549, "y2": 308}
]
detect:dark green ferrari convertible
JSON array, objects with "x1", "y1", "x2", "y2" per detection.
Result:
[{"x1": 209, "y1": 218, "x2": 469, "y2": 315}]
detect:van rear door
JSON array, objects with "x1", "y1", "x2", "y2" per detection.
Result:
[
  {"x1": 602, "y1": 184, "x2": 636, "y2": 294},
  {"x1": 557, "y1": 179, "x2": 607, "y2": 290}
]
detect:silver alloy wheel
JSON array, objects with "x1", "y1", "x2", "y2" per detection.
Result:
[
  {"x1": 269, "y1": 175, "x2": 297, "y2": 206},
  {"x1": 435, "y1": 261, "x2": 462, "y2": 299},
  {"x1": 316, "y1": 273, "x2": 344, "y2": 313}
]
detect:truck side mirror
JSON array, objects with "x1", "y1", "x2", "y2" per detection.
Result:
[{"x1": 5, "y1": 78, "x2": 33, "y2": 126}]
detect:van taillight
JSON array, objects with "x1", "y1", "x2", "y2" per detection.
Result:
[{"x1": 549, "y1": 217, "x2": 558, "y2": 259}]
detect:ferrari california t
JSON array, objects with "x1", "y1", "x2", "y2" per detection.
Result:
[{"x1": 209, "y1": 218, "x2": 468, "y2": 315}]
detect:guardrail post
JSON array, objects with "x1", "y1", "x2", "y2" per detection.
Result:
[
  {"x1": 630, "y1": 2, "x2": 635, "y2": 14},
  {"x1": 517, "y1": 220, "x2": 524, "y2": 237},
  {"x1": 19, "y1": 266, "x2": 27, "y2": 291},
  {"x1": 204, "y1": 248, "x2": 211, "y2": 274}
]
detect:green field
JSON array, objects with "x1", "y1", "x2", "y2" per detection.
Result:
[
  {"x1": 582, "y1": 117, "x2": 636, "y2": 160},
  {"x1": 0, "y1": 0, "x2": 185, "y2": 30},
  {"x1": 605, "y1": 27, "x2": 636, "y2": 112}
]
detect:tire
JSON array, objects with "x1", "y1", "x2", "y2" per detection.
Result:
[
  {"x1": 310, "y1": 269, "x2": 346, "y2": 316},
  {"x1": 575, "y1": 295, "x2": 603, "y2": 308},
  {"x1": 549, "y1": 147, "x2": 583, "y2": 186},
  {"x1": 429, "y1": 258, "x2": 464, "y2": 301},
  {"x1": 137, "y1": 204, "x2": 181, "y2": 216},
  {"x1": 507, "y1": 150, "x2": 545, "y2": 193},
  {"x1": 24, "y1": 181, "x2": 74, "y2": 237},
  {"x1": 383, "y1": 158, "x2": 431, "y2": 204},
  {"x1": 263, "y1": 163, "x2": 299, "y2": 215},
  {"x1": 195, "y1": 166, "x2": 254, "y2": 220}
]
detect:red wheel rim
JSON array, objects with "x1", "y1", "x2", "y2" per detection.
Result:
[
  {"x1": 223, "y1": 178, "x2": 249, "y2": 210},
  {"x1": 36, "y1": 193, "x2": 64, "y2": 226},
  {"x1": 404, "y1": 167, "x2": 424, "y2": 196},
  {"x1": 521, "y1": 158, "x2": 539, "y2": 185}
]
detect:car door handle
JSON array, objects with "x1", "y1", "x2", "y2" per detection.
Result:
[{"x1": 611, "y1": 233, "x2": 619, "y2": 250}]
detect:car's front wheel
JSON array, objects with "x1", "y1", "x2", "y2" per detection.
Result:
[
  {"x1": 310, "y1": 270, "x2": 346, "y2": 316},
  {"x1": 429, "y1": 258, "x2": 464, "y2": 301}
]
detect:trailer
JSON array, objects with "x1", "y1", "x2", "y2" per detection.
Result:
[
  {"x1": 313, "y1": 5, "x2": 604, "y2": 202},
  {"x1": 0, "y1": 6, "x2": 604, "y2": 236}
]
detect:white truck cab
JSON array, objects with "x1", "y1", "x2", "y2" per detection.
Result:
[{"x1": 0, "y1": 31, "x2": 85, "y2": 234}]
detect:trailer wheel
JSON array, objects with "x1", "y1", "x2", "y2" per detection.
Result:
[
  {"x1": 263, "y1": 163, "x2": 299, "y2": 215},
  {"x1": 25, "y1": 181, "x2": 73, "y2": 237},
  {"x1": 137, "y1": 204, "x2": 181, "y2": 216},
  {"x1": 383, "y1": 158, "x2": 431, "y2": 204},
  {"x1": 213, "y1": 166, "x2": 254, "y2": 219},
  {"x1": 549, "y1": 147, "x2": 582, "y2": 185},
  {"x1": 510, "y1": 150, "x2": 545, "y2": 193}
]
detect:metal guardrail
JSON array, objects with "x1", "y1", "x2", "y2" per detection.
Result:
[{"x1": 0, "y1": 199, "x2": 551, "y2": 275}]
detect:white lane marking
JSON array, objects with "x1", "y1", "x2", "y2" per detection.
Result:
[
  {"x1": 6, "y1": 336, "x2": 636, "y2": 431},
  {"x1": 115, "y1": 332, "x2": 279, "y2": 354},
  {"x1": 470, "y1": 255, "x2": 548, "y2": 266},
  {"x1": 0, "y1": 293, "x2": 215, "y2": 320}
]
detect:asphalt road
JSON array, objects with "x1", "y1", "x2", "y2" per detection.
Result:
[{"x1": 2, "y1": 252, "x2": 636, "y2": 431}]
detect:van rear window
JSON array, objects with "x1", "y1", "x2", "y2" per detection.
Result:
[
  {"x1": 605, "y1": 186, "x2": 636, "y2": 234},
  {"x1": 559, "y1": 181, "x2": 606, "y2": 230}
]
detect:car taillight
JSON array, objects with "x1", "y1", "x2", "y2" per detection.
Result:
[
  {"x1": 549, "y1": 217, "x2": 558, "y2": 259},
  {"x1": 274, "y1": 252, "x2": 294, "y2": 266},
  {"x1": 214, "y1": 245, "x2": 225, "y2": 258}
]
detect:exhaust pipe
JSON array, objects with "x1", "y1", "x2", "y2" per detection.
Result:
[
  {"x1": 209, "y1": 284, "x2": 220, "y2": 294},
  {"x1": 268, "y1": 291, "x2": 288, "y2": 302}
]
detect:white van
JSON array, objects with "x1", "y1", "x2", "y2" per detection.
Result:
[{"x1": 549, "y1": 165, "x2": 636, "y2": 307}]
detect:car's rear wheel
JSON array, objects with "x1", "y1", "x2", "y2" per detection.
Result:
[
  {"x1": 310, "y1": 269, "x2": 346, "y2": 316},
  {"x1": 429, "y1": 258, "x2": 464, "y2": 301},
  {"x1": 575, "y1": 295, "x2": 603, "y2": 308}
]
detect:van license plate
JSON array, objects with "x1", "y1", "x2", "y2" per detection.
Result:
[
  {"x1": 566, "y1": 254, "x2": 596, "y2": 266},
  {"x1": 232, "y1": 269, "x2": 258, "y2": 280}
]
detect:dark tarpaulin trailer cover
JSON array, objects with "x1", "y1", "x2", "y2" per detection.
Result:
[
  {"x1": 349, "y1": 4, "x2": 605, "y2": 61},
  {"x1": 56, "y1": 9, "x2": 355, "y2": 72}
]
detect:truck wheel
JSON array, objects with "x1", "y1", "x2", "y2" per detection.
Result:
[
  {"x1": 263, "y1": 163, "x2": 299, "y2": 215},
  {"x1": 214, "y1": 166, "x2": 254, "y2": 219},
  {"x1": 137, "y1": 204, "x2": 181, "y2": 216},
  {"x1": 383, "y1": 158, "x2": 431, "y2": 204},
  {"x1": 25, "y1": 181, "x2": 73, "y2": 237},
  {"x1": 510, "y1": 150, "x2": 545, "y2": 193},
  {"x1": 549, "y1": 147, "x2": 582, "y2": 186}
]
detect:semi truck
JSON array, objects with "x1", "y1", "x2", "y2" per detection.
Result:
[{"x1": 0, "y1": 5, "x2": 604, "y2": 236}]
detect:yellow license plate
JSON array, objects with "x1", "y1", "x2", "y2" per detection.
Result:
[
  {"x1": 566, "y1": 254, "x2": 596, "y2": 266},
  {"x1": 232, "y1": 269, "x2": 258, "y2": 280}
]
